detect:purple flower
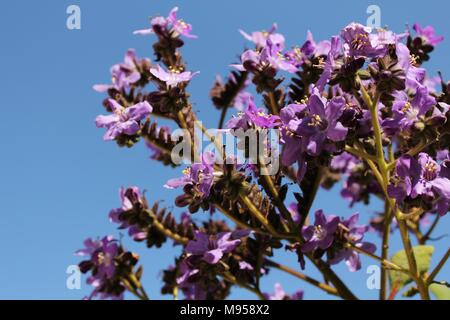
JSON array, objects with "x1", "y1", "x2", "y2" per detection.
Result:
[
  {"x1": 185, "y1": 230, "x2": 249, "y2": 264},
  {"x1": 330, "y1": 152, "x2": 359, "y2": 174},
  {"x1": 233, "y1": 91, "x2": 253, "y2": 111},
  {"x1": 263, "y1": 283, "x2": 303, "y2": 300},
  {"x1": 303, "y1": 30, "x2": 332, "y2": 57},
  {"x1": 109, "y1": 187, "x2": 147, "y2": 241},
  {"x1": 413, "y1": 23, "x2": 444, "y2": 46},
  {"x1": 437, "y1": 149, "x2": 450, "y2": 161},
  {"x1": 93, "y1": 49, "x2": 143, "y2": 93},
  {"x1": 329, "y1": 214, "x2": 376, "y2": 272},
  {"x1": 396, "y1": 43, "x2": 426, "y2": 89},
  {"x1": 316, "y1": 36, "x2": 341, "y2": 91},
  {"x1": 133, "y1": 16, "x2": 167, "y2": 36},
  {"x1": 150, "y1": 64, "x2": 199, "y2": 87},
  {"x1": 287, "y1": 203, "x2": 301, "y2": 225},
  {"x1": 387, "y1": 155, "x2": 419, "y2": 203},
  {"x1": 76, "y1": 236, "x2": 118, "y2": 278},
  {"x1": 134, "y1": 7, "x2": 197, "y2": 39},
  {"x1": 284, "y1": 31, "x2": 332, "y2": 68},
  {"x1": 341, "y1": 174, "x2": 380, "y2": 207},
  {"x1": 167, "y1": 7, "x2": 198, "y2": 38},
  {"x1": 260, "y1": 37, "x2": 298, "y2": 73},
  {"x1": 95, "y1": 99, "x2": 152, "y2": 140},
  {"x1": 340, "y1": 23, "x2": 395, "y2": 58},
  {"x1": 164, "y1": 152, "x2": 216, "y2": 200},
  {"x1": 175, "y1": 260, "x2": 205, "y2": 300},
  {"x1": 239, "y1": 23, "x2": 284, "y2": 48},
  {"x1": 413, "y1": 154, "x2": 450, "y2": 199},
  {"x1": 332, "y1": 241, "x2": 376, "y2": 272},
  {"x1": 295, "y1": 93, "x2": 348, "y2": 156},
  {"x1": 382, "y1": 85, "x2": 436, "y2": 135},
  {"x1": 388, "y1": 153, "x2": 450, "y2": 215},
  {"x1": 232, "y1": 37, "x2": 297, "y2": 73},
  {"x1": 301, "y1": 210, "x2": 339, "y2": 253},
  {"x1": 423, "y1": 75, "x2": 441, "y2": 93},
  {"x1": 76, "y1": 236, "x2": 123, "y2": 300},
  {"x1": 279, "y1": 103, "x2": 309, "y2": 181},
  {"x1": 226, "y1": 97, "x2": 280, "y2": 130}
]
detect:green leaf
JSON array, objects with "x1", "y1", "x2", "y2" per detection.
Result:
[
  {"x1": 430, "y1": 283, "x2": 450, "y2": 300},
  {"x1": 389, "y1": 245, "x2": 434, "y2": 289}
]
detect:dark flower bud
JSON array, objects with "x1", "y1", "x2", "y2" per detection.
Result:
[
  {"x1": 329, "y1": 57, "x2": 365, "y2": 93},
  {"x1": 369, "y1": 54, "x2": 406, "y2": 105}
]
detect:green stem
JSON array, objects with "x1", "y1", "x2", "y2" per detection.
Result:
[
  {"x1": 345, "y1": 243, "x2": 407, "y2": 274},
  {"x1": 380, "y1": 201, "x2": 392, "y2": 300},
  {"x1": 359, "y1": 81, "x2": 430, "y2": 300},
  {"x1": 345, "y1": 145, "x2": 377, "y2": 162},
  {"x1": 259, "y1": 158, "x2": 294, "y2": 231},
  {"x1": 239, "y1": 193, "x2": 358, "y2": 300},
  {"x1": 397, "y1": 219, "x2": 430, "y2": 299}
]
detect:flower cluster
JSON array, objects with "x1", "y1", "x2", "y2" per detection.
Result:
[
  {"x1": 301, "y1": 210, "x2": 376, "y2": 272},
  {"x1": 388, "y1": 153, "x2": 450, "y2": 216},
  {"x1": 76, "y1": 236, "x2": 141, "y2": 300},
  {"x1": 83, "y1": 6, "x2": 449, "y2": 301},
  {"x1": 134, "y1": 7, "x2": 197, "y2": 39}
]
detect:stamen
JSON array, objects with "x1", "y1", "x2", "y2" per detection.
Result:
[
  {"x1": 177, "y1": 19, "x2": 188, "y2": 30},
  {"x1": 401, "y1": 102, "x2": 412, "y2": 113},
  {"x1": 168, "y1": 65, "x2": 183, "y2": 74},
  {"x1": 308, "y1": 114, "x2": 323, "y2": 127},
  {"x1": 424, "y1": 161, "x2": 438, "y2": 180},
  {"x1": 410, "y1": 54, "x2": 419, "y2": 66},
  {"x1": 314, "y1": 225, "x2": 327, "y2": 240},
  {"x1": 277, "y1": 52, "x2": 285, "y2": 61},
  {"x1": 351, "y1": 33, "x2": 369, "y2": 50}
]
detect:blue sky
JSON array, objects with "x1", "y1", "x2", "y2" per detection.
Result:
[{"x1": 0, "y1": 0, "x2": 448, "y2": 299}]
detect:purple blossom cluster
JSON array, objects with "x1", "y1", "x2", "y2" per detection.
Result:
[
  {"x1": 301, "y1": 210, "x2": 376, "y2": 272},
  {"x1": 76, "y1": 236, "x2": 141, "y2": 300},
  {"x1": 80, "y1": 6, "x2": 450, "y2": 301},
  {"x1": 388, "y1": 153, "x2": 450, "y2": 216}
]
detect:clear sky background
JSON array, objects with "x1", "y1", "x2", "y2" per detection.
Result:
[{"x1": 0, "y1": 0, "x2": 449, "y2": 300}]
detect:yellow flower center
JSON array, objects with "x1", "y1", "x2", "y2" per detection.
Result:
[
  {"x1": 97, "y1": 252, "x2": 112, "y2": 267},
  {"x1": 410, "y1": 54, "x2": 419, "y2": 66},
  {"x1": 314, "y1": 225, "x2": 327, "y2": 240},
  {"x1": 425, "y1": 161, "x2": 437, "y2": 173},
  {"x1": 308, "y1": 114, "x2": 323, "y2": 127},
  {"x1": 401, "y1": 102, "x2": 412, "y2": 112},
  {"x1": 424, "y1": 161, "x2": 437, "y2": 179},
  {"x1": 168, "y1": 65, "x2": 183, "y2": 74},
  {"x1": 257, "y1": 111, "x2": 271, "y2": 119},
  {"x1": 294, "y1": 96, "x2": 308, "y2": 105},
  {"x1": 177, "y1": 19, "x2": 188, "y2": 30},
  {"x1": 277, "y1": 52, "x2": 285, "y2": 61},
  {"x1": 351, "y1": 33, "x2": 369, "y2": 49}
]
